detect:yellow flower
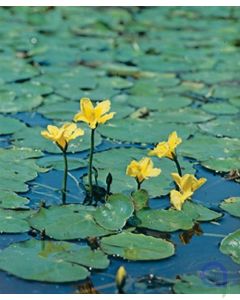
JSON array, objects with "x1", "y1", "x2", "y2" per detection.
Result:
[
  {"x1": 126, "y1": 157, "x2": 161, "y2": 184},
  {"x1": 74, "y1": 97, "x2": 115, "y2": 129},
  {"x1": 41, "y1": 123, "x2": 84, "y2": 151},
  {"x1": 171, "y1": 173, "x2": 207, "y2": 194},
  {"x1": 148, "y1": 131, "x2": 182, "y2": 160},
  {"x1": 170, "y1": 189, "x2": 193, "y2": 211},
  {"x1": 115, "y1": 266, "x2": 127, "y2": 291}
]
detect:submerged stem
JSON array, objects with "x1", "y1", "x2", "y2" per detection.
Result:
[
  {"x1": 88, "y1": 128, "x2": 95, "y2": 203},
  {"x1": 62, "y1": 149, "x2": 68, "y2": 204}
]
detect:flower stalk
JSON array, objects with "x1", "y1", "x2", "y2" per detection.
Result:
[
  {"x1": 88, "y1": 128, "x2": 95, "y2": 203},
  {"x1": 172, "y1": 153, "x2": 182, "y2": 177},
  {"x1": 62, "y1": 149, "x2": 68, "y2": 205}
]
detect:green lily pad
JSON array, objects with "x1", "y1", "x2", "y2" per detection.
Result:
[
  {"x1": 220, "y1": 197, "x2": 240, "y2": 218},
  {"x1": 0, "y1": 209, "x2": 32, "y2": 233},
  {"x1": 98, "y1": 118, "x2": 197, "y2": 144},
  {"x1": 220, "y1": 229, "x2": 240, "y2": 264},
  {"x1": 173, "y1": 274, "x2": 240, "y2": 294},
  {"x1": 151, "y1": 108, "x2": 213, "y2": 124},
  {"x1": 100, "y1": 231, "x2": 175, "y2": 260},
  {"x1": 179, "y1": 133, "x2": 240, "y2": 162},
  {"x1": 182, "y1": 201, "x2": 222, "y2": 222},
  {"x1": 59, "y1": 247, "x2": 110, "y2": 270},
  {"x1": 85, "y1": 147, "x2": 195, "y2": 198},
  {"x1": 0, "y1": 147, "x2": 45, "y2": 193},
  {"x1": 199, "y1": 116, "x2": 240, "y2": 138},
  {"x1": 0, "y1": 94, "x2": 44, "y2": 113},
  {"x1": 131, "y1": 189, "x2": 149, "y2": 212},
  {"x1": 12, "y1": 125, "x2": 102, "y2": 153},
  {"x1": 0, "y1": 191, "x2": 29, "y2": 209},
  {"x1": 28, "y1": 205, "x2": 113, "y2": 240},
  {"x1": 202, "y1": 157, "x2": 240, "y2": 172},
  {"x1": 0, "y1": 57, "x2": 39, "y2": 83},
  {"x1": 0, "y1": 239, "x2": 90, "y2": 282},
  {"x1": 201, "y1": 102, "x2": 239, "y2": 115},
  {"x1": 136, "y1": 208, "x2": 196, "y2": 232},
  {"x1": 37, "y1": 155, "x2": 87, "y2": 171},
  {"x1": 0, "y1": 115, "x2": 26, "y2": 135},
  {"x1": 93, "y1": 194, "x2": 134, "y2": 231}
]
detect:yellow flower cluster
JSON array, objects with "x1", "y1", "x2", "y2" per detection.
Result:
[
  {"x1": 126, "y1": 131, "x2": 206, "y2": 211},
  {"x1": 41, "y1": 97, "x2": 206, "y2": 210}
]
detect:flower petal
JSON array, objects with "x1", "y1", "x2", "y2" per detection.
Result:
[{"x1": 98, "y1": 112, "x2": 115, "y2": 125}]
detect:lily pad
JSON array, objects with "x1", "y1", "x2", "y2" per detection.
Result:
[
  {"x1": 179, "y1": 133, "x2": 240, "y2": 162},
  {"x1": 98, "y1": 118, "x2": 197, "y2": 144},
  {"x1": 220, "y1": 229, "x2": 240, "y2": 264},
  {"x1": 0, "y1": 239, "x2": 90, "y2": 282},
  {"x1": 59, "y1": 247, "x2": 110, "y2": 270},
  {"x1": 201, "y1": 102, "x2": 239, "y2": 115},
  {"x1": 173, "y1": 274, "x2": 240, "y2": 294},
  {"x1": 136, "y1": 208, "x2": 196, "y2": 232},
  {"x1": 100, "y1": 231, "x2": 175, "y2": 260},
  {"x1": 0, "y1": 191, "x2": 29, "y2": 209},
  {"x1": 0, "y1": 147, "x2": 45, "y2": 193},
  {"x1": 93, "y1": 194, "x2": 134, "y2": 231},
  {"x1": 0, "y1": 115, "x2": 26, "y2": 135},
  {"x1": 131, "y1": 189, "x2": 149, "y2": 212},
  {"x1": 202, "y1": 157, "x2": 240, "y2": 172},
  {"x1": 182, "y1": 201, "x2": 222, "y2": 222},
  {"x1": 0, "y1": 209, "x2": 32, "y2": 233},
  {"x1": 199, "y1": 116, "x2": 240, "y2": 139},
  {"x1": 28, "y1": 205, "x2": 113, "y2": 240},
  {"x1": 220, "y1": 197, "x2": 240, "y2": 218}
]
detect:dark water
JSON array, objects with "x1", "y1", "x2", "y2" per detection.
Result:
[{"x1": 0, "y1": 112, "x2": 239, "y2": 294}]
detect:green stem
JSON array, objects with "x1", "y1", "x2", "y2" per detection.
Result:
[
  {"x1": 88, "y1": 129, "x2": 95, "y2": 202},
  {"x1": 172, "y1": 153, "x2": 182, "y2": 177},
  {"x1": 137, "y1": 179, "x2": 142, "y2": 190},
  {"x1": 62, "y1": 150, "x2": 68, "y2": 205}
]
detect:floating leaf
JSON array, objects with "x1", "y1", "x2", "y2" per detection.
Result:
[
  {"x1": 202, "y1": 157, "x2": 240, "y2": 173},
  {"x1": 28, "y1": 205, "x2": 113, "y2": 240},
  {"x1": 182, "y1": 201, "x2": 222, "y2": 222},
  {"x1": 0, "y1": 239, "x2": 90, "y2": 282},
  {"x1": 0, "y1": 209, "x2": 32, "y2": 233},
  {"x1": 220, "y1": 229, "x2": 240, "y2": 264},
  {"x1": 0, "y1": 191, "x2": 29, "y2": 209},
  {"x1": 98, "y1": 118, "x2": 196, "y2": 144},
  {"x1": 131, "y1": 189, "x2": 149, "y2": 212},
  {"x1": 173, "y1": 274, "x2": 240, "y2": 294},
  {"x1": 220, "y1": 197, "x2": 240, "y2": 218},
  {"x1": 93, "y1": 194, "x2": 134, "y2": 231},
  {"x1": 59, "y1": 247, "x2": 110, "y2": 270},
  {"x1": 100, "y1": 231, "x2": 175, "y2": 260},
  {"x1": 199, "y1": 116, "x2": 240, "y2": 139},
  {"x1": 136, "y1": 208, "x2": 196, "y2": 232},
  {"x1": 0, "y1": 115, "x2": 26, "y2": 135}
]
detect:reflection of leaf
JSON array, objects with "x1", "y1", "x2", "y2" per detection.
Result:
[{"x1": 179, "y1": 224, "x2": 203, "y2": 245}]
